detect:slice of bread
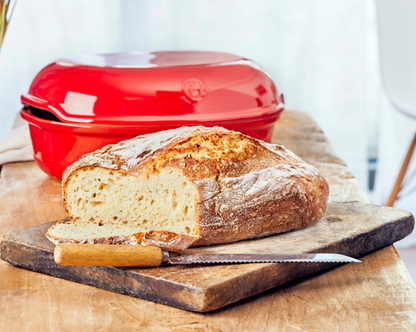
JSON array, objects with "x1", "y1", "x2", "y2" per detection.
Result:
[
  {"x1": 46, "y1": 219, "x2": 198, "y2": 251},
  {"x1": 47, "y1": 126, "x2": 329, "y2": 251}
]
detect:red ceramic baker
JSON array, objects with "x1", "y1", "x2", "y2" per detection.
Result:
[{"x1": 21, "y1": 51, "x2": 284, "y2": 179}]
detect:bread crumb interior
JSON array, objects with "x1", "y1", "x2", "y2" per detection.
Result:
[
  {"x1": 65, "y1": 167, "x2": 199, "y2": 236},
  {"x1": 48, "y1": 223, "x2": 144, "y2": 240}
]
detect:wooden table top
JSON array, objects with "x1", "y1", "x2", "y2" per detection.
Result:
[{"x1": 1, "y1": 110, "x2": 416, "y2": 331}]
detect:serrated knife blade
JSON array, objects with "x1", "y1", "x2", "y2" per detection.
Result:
[
  {"x1": 53, "y1": 244, "x2": 361, "y2": 267},
  {"x1": 164, "y1": 252, "x2": 361, "y2": 264}
]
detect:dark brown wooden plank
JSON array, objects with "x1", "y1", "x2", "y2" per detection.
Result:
[{"x1": 1, "y1": 200, "x2": 413, "y2": 312}]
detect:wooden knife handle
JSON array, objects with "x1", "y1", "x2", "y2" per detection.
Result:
[{"x1": 54, "y1": 244, "x2": 164, "y2": 267}]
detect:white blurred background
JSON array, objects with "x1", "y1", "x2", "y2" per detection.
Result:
[{"x1": 0, "y1": 0, "x2": 415, "y2": 248}]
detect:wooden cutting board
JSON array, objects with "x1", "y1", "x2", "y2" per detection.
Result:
[{"x1": 1, "y1": 200, "x2": 413, "y2": 312}]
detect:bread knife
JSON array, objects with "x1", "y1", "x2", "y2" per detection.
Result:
[{"x1": 54, "y1": 244, "x2": 361, "y2": 267}]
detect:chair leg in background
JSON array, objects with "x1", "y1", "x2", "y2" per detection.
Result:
[
  {"x1": 368, "y1": 158, "x2": 377, "y2": 191},
  {"x1": 386, "y1": 133, "x2": 416, "y2": 207}
]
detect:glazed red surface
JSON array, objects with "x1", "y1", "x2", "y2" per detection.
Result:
[
  {"x1": 21, "y1": 107, "x2": 283, "y2": 179},
  {"x1": 21, "y1": 51, "x2": 284, "y2": 179}
]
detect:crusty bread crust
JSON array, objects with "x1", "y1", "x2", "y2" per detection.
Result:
[{"x1": 56, "y1": 126, "x2": 329, "y2": 251}]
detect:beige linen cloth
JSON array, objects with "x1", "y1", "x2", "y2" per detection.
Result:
[{"x1": 0, "y1": 114, "x2": 34, "y2": 166}]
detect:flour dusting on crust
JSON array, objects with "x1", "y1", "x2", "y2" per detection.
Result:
[
  {"x1": 63, "y1": 126, "x2": 226, "y2": 181},
  {"x1": 57, "y1": 125, "x2": 330, "y2": 251}
]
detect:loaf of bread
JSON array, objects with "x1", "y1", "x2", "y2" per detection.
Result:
[{"x1": 46, "y1": 126, "x2": 329, "y2": 251}]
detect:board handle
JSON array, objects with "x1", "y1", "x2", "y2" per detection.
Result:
[{"x1": 54, "y1": 244, "x2": 164, "y2": 267}]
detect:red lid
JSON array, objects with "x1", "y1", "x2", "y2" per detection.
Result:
[{"x1": 21, "y1": 51, "x2": 283, "y2": 126}]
